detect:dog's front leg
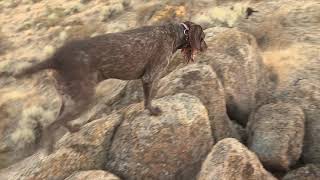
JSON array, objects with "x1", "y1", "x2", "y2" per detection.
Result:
[{"x1": 141, "y1": 76, "x2": 162, "y2": 116}]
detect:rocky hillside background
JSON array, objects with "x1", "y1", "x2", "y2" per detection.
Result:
[{"x1": 0, "y1": 0, "x2": 319, "y2": 179}]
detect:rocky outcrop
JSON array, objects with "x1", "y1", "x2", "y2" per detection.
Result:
[
  {"x1": 157, "y1": 64, "x2": 239, "y2": 141},
  {"x1": 0, "y1": 93, "x2": 214, "y2": 180},
  {"x1": 0, "y1": 113, "x2": 123, "y2": 180},
  {"x1": 106, "y1": 93, "x2": 214, "y2": 180},
  {"x1": 197, "y1": 138, "x2": 277, "y2": 180},
  {"x1": 257, "y1": 42, "x2": 320, "y2": 164},
  {"x1": 198, "y1": 28, "x2": 268, "y2": 125},
  {"x1": 282, "y1": 164, "x2": 320, "y2": 180},
  {"x1": 65, "y1": 170, "x2": 121, "y2": 180},
  {"x1": 247, "y1": 103, "x2": 305, "y2": 170},
  {"x1": 0, "y1": 0, "x2": 320, "y2": 179},
  {"x1": 233, "y1": 0, "x2": 320, "y2": 165}
]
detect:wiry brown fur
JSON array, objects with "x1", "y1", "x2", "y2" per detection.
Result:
[{"x1": 15, "y1": 21, "x2": 207, "y2": 153}]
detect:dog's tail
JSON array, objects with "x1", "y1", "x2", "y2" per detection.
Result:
[{"x1": 14, "y1": 57, "x2": 55, "y2": 78}]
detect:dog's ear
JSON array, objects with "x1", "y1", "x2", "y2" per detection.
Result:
[{"x1": 189, "y1": 25, "x2": 203, "y2": 50}]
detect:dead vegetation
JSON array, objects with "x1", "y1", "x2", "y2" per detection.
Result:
[
  {"x1": 237, "y1": 0, "x2": 320, "y2": 50},
  {"x1": 0, "y1": 29, "x2": 11, "y2": 56},
  {"x1": 262, "y1": 44, "x2": 305, "y2": 84},
  {"x1": 136, "y1": 3, "x2": 187, "y2": 25},
  {"x1": 64, "y1": 23, "x2": 108, "y2": 41}
]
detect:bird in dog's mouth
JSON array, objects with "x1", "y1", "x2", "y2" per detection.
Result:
[{"x1": 181, "y1": 47, "x2": 200, "y2": 63}]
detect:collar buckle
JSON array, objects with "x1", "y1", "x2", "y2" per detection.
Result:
[{"x1": 180, "y1": 23, "x2": 189, "y2": 36}]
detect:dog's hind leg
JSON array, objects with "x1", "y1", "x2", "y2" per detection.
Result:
[{"x1": 41, "y1": 74, "x2": 97, "y2": 154}]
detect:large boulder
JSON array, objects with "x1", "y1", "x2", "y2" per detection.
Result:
[
  {"x1": 157, "y1": 63, "x2": 240, "y2": 141},
  {"x1": 0, "y1": 113, "x2": 122, "y2": 180},
  {"x1": 247, "y1": 103, "x2": 305, "y2": 170},
  {"x1": 65, "y1": 170, "x2": 121, "y2": 180},
  {"x1": 260, "y1": 44, "x2": 320, "y2": 164},
  {"x1": 105, "y1": 93, "x2": 213, "y2": 180},
  {"x1": 197, "y1": 138, "x2": 276, "y2": 180},
  {"x1": 282, "y1": 164, "x2": 320, "y2": 180},
  {"x1": 198, "y1": 28, "x2": 268, "y2": 125}
]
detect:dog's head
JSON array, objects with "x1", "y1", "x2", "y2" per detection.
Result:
[
  {"x1": 186, "y1": 21, "x2": 208, "y2": 52},
  {"x1": 181, "y1": 21, "x2": 208, "y2": 63}
]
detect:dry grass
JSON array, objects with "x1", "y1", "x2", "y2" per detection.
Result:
[
  {"x1": 237, "y1": 0, "x2": 320, "y2": 50},
  {"x1": 0, "y1": 28, "x2": 11, "y2": 55},
  {"x1": 64, "y1": 23, "x2": 107, "y2": 41},
  {"x1": 33, "y1": 6, "x2": 67, "y2": 29},
  {"x1": 191, "y1": 1, "x2": 251, "y2": 28},
  {"x1": 11, "y1": 105, "x2": 55, "y2": 147},
  {"x1": 0, "y1": 88, "x2": 35, "y2": 149},
  {"x1": 0, "y1": 83, "x2": 58, "y2": 151},
  {"x1": 101, "y1": 2, "x2": 125, "y2": 22},
  {"x1": 0, "y1": 87, "x2": 35, "y2": 105},
  {"x1": 216, "y1": 0, "x2": 264, "y2": 5},
  {"x1": 246, "y1": 9, "x2": 291, "y2": 50},
  {"x1": 151, "y1": 5, "x2": 186, "y2": 22},
  {"x1": 136, "y1": 3, "x2": 187, "y2": 25},
  {"x1": 208, "y1": 2, "x2": 249, "y2": 27},
  {"x1": 136, "y1": 3, "x2": 160, "y2": 24},
  {"x1": 0, "y1": 59, "x2": 35, "y2": 76},
  {"x1": 0, "y1": 94, "x2": 55, "y2": 168},
  {"x1": 262, "y1": 45, "x2": 305, "y2": 83}
]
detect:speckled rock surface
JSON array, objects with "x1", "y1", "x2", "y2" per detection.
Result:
[
  {"x1": 247, "y1": 103, "x2": 305, "y2": 170},
  {"x1": 105, "y1": 93, "x2": 214, "y2": 180},
  {"x1": 198, "y1": 28, "x2": 267, "y2": 126},
  {"x1": 282, "y1": 164, "x2": 320, "y2": 180},
  {"x1": 197, "y1": 138, "x2": 277, "y2": 180},
  {"x1": 65, "y1": 170, "x2": 121, "y2": 180},
  {"x1": 157, "y1": 63, "x2": 240, "y2": 142}
]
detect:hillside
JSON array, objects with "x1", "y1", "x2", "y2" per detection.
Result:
[{"x1": 0, "y1": 0, "x2": 319, "y2": 179}]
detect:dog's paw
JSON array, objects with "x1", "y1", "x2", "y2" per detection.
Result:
[{"x1": 148, "y1": 106, "x2": 162, "y2": 116}]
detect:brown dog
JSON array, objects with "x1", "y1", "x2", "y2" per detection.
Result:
[{"x1": 16, "y1": 21, "x2": 207, "y2": 153}]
